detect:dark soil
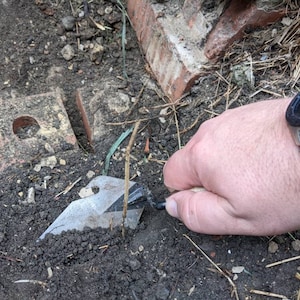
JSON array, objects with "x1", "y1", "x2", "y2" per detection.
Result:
[{"x1": 0, "y1": 1, "x2": 299, "y2": 299}]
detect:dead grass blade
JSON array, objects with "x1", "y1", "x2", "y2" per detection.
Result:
[
  {"x1": 55, "y1": 177, "x2": 82, "y2": 198},
  {"x1": 250, "y1": 289, "x2": 288, "y2": 299},
  {"x1": 183, "y1": 234, "x2": 239, "y2": 300},
  {"x1": 265, "y1": 255, "x2": 300, "y2": 268},
  {"x1": 117, "y1": 0, "x2": 129, "y2": 79}
]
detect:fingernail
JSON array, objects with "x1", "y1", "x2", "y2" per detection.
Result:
[{"x1": 166, "y1": 197, "x2": 178, "y2": 218}]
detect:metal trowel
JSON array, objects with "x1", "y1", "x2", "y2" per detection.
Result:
[{"x1": 38, "y1": 176, "x2": 163, "y2": 240}]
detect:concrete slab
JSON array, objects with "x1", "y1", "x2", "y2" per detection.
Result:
[
  {"x1": 76, "y1": 82, "x2": 131, "y2": 148},
  {"x1": 0, "y1": 89, "x2": 77, "y2": 171}
]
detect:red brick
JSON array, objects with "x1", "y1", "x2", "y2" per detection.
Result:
[
  {"x1": 204, "y1": 0, "x2": 285, "y2": 60},
  {"x1": 0, "y1": 89, "x2": 77, "y2": 171},
  {"x1": 127, "y1": 0, "x2": 286, "y2": 101},
  {"x1": 127, "y1": 0, "x2": 209, "y2": 102}
]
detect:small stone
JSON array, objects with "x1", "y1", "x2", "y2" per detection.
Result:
[
  {"x1": 78, "y1": 10, "x2": 85, "y2": 18},
  {"x1": 26, "y1": 187, "x2": 35, "y2": 203},
  {"x1": 90, "y1": 43, "x2": 104, "y2": 62},
  {"x1": 105, "y1": 6, "x2": 113, "y2": 14},
  {"x1": 45, "y1": 142, "x2": 55, "y2": 154},
  {"x1": 61, "y1": 16, "x2": 75, "y2": 31},
  {"x1": 292, "y1": 239, "x2": 300, "y2": 251},
  {"x1": 59, "y1": 159, "x2": 66, "y2": 166},
  {"x1": 61, "y1": 44, "x2": 75, "y2": 61},
  {"x1": 46, "y1": 156, "x2": 57, "y2": 168},
  {"x1": 232, "y1": 266, "x2": 244, "y2": 274},
  {"x1": 47, "y1": 267, "x2": 53, "y2": 279},
  {"x1": 268, "y1": 241, "x2": 279, "y2": 254},
  {"x1": 129, "y1": 258, "x2": 141, "y2": 271},
  {"x1": 281, "y1": 17, "x2": 293, "y2": 26},
  {"x1": 155, "y1": 284, "x2": 170, "y2": 300},
  {"x1": 86, "y1": 170, "x2": 95, "y2": 179},
  {"x1": 231, "y1": 62, "x2": 255, "y2": 87}
]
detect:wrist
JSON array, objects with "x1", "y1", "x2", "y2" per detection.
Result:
[{"x1": 286, "y1": 93, "x2": 300, "y2": 146}]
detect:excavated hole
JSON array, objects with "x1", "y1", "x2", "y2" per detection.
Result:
[{"x1": 13, "y1": 116, "x2": 40, "y2": 139}]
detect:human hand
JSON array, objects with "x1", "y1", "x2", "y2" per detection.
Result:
[{"x1": 163, "y1": 97, "x2": 300, "y2": 235}]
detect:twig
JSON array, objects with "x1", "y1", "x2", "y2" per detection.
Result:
[
  {"x1": 0, "y1": 251, "x2": 23, "y2": 262},
  {"x1": 266, "y1": 255, "x2": 300, "y2": 268},
  {"x1": 122, "y1": 121, "x2": 141, "y2": 236},
  {"x1": 203, "y1": 109, "x2": 220, "y2": 116},
  {"x1": 106, "y1": 116, "x2": 159, "y2": 126},
  {"x1": 249, "y1": 88, "x2": 283, "y2": 98},
  {"x1": 250, "y1": 289, "x2": 288, "y2": 299},
  {"x1": 146, "y1": 156, "x2": 167, "y2": 165},
  {"x1": 180, "y1": 112, "x2": 205, "y2": 134},
  {"x1": 215, "y1": 70, "x2": 230, "y2": 85},
  {"x1": 172, "y1": 105, "x2": 181, "y2": 150},
  {"x1": 69, "y1": 0, "x2": 81, "y2": 50},
  {"x1": 107, "y1": 101, "x2": 189, "y2": 126},
  {"x1": 126, "y1": 84, "x2": 145, "y2": 118},
  {"x1": 55, "y1": 177, "x2": 82, "y2": 198},
  {"x1": 226, "y1": 88, "x2": 242, "y2": 110},
  {"x1": 183, "y1": 234, "x2": 239, "y2": 300},
  {"x1": 14, "y1": 279, "x2": 47, "y2": 287}
]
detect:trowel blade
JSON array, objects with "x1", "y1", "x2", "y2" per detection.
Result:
[{"x1": 38, "y1": 176, "x2": 145, "y2": 240}]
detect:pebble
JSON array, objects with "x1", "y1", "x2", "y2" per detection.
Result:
[
  {"x1": 128, "y1": 258, "x2": 141, "y2": 271},
  {"x1": 61, "y1": 16, "x2": 75, "y2": 31},
  {"x1": 105, "y1": 6, "x2": 113, "y2": 14},
  {"x1": 61, "y1": 44, "x2": 75, "y2": 61},
  {"x1": 59, "y1": 159, "x2": 66, "y2": 166},
  {"x1": 90, "y1": 43, "x2": 104, "y2": 62},
  {"x1": 292, "y1": 239, "x2": 300, "y2": 251},
  {"x1": 232, "y1": 266, "x2": 245, "y2": 274},
  {"x1": 268, "y1": 241, "x2": 279, "y2": 253},
  {"x1": 26, "y1": 187, "x2": 35, "y2": 204},
  {"x1": 86, "y1": 170, "x2": 95, "y2": 179},
  {"x1": 34, "y1": 156, "x2": 57, "y2": 172},
  {"x1": 45, "y1": 142, "x2": 55, "y2": 154},
  {"x1": 155, "y1": 284, "x2": 170, "y2": 300}
]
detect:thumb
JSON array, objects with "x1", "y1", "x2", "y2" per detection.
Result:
[{"x1": 165, "y1": 190, "x2": 255, "y2": 235}]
